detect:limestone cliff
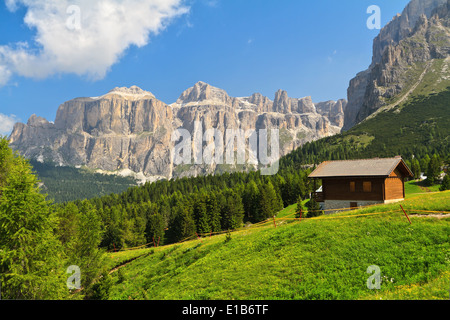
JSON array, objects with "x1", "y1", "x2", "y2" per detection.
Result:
[
  {"x1": 343, "y1": 0, "x2": 449, "y2": 130},
  {"x1": 9, "y1": 82, "x2": 346, "y2": 182}
]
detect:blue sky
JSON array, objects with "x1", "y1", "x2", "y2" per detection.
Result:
[{"x1": 0, "y1": 0, "x2": 410, "y2": 135}]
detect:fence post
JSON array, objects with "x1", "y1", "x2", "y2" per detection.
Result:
[{"x1": 400, "y1": 205, "x2": 412, "y2": 224}]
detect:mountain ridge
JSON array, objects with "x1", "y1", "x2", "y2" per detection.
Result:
[
  {"x1": 343, "y1": 0, "x2": 449, "y2": 130},
  {"x1": 9, "y1": 81, "x2": 346, "y2": 183}
]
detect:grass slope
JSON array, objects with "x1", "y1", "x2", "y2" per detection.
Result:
[
  {"x1": 404, "y1": 180, "x2": 442, "y2": 198},
  {"x1": 107, "y1": 191, "x2": 450, "y2": 300}
]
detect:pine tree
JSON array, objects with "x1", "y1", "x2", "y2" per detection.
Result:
[
  {"x1": 0, "y1": 138, "x2": 68, "y2": 299},
  {"x1": 193, "y1": 194, "x2": 210, "y2": 235},
  {"x1": 410, "y1": 158, "x2": 421, "y2": 180},
  {"x1": 420, "y1": 154, "x2": 431, "y2": 176},
  {"x1": 205, "y1": 193, "x2": 221, "y2": 233},
  {"x1": 143, "y1": 202, "x2": 165, "y2": 246},
  {"x1": 306, "y1": 196, "x2": 323, "y2": 218},
  {"x1": 220, "y1": 190, "x2": 244, "y2": 230},
  {"x1": 257, "y1": 181, "x2": 279, "y2": 222},
  {"x1": 426, "y1": 154, "x2": 441, "y2": 186},
  {"x1": 73, "y1": 200, "x2": 105, "y2": 297},
  {"x1": 243, "y1": 180, "x2": 260, "y2": 223},
  {"x1": 56, "y1": 202, "x2": 80, "y2": 248},
  {"x1": 167, "y1": 198, "x2": 196, "y2": 243},
  {"x1": 101, "y1": 205, "x2": 124, "y2": 250},
  {"x1": 440, "y1": 174, "x2": 450, "y2": 191}
]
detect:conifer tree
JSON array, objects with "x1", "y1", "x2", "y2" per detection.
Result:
[
  {"x1": 193, "y1": 194, "x2": 210, "y2": 234},
  {"x1": 243, "y1": 180, "x2": 260, "y2": 222},
  {"x1": 220, "y1": 190, "x2": 244, "y2": 230},
  {"x1": 426, "y1": 154, "x2": 441, "y2": 186},
  {"x1": 440, "y1": 174, "x2": 450, "y2": 191},
  {"x1": 0, "y1": 138, "x2": 68, "y2": 299},
  {"x1": 258, "y1": 181, "x2": 279, "y2": 221},
  {"x1": 73, "y1": 200, "x2": 105, "y2": 296},
  {"x1": 410, "y1": 158, "x2": 421, "y2": 180},
  {"x1": 167, "y1": 198, "x2": 196, "y2": 243},
  {"x1": 205, "y1": 193, "x2": 221, "y2": 232},
  {"x1": 306, "y1": 196, "x2": 323, "y2": 218}
]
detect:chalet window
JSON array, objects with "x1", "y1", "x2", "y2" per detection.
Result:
[
  {"x1": 350, "y1": 181, "x2": 355, "y2": 192},
  {"x1": 363, "y1": 181, "x2": 372, "y2": 193}
]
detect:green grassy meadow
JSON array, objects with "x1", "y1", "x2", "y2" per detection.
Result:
[
  {"x1": 105, "y1": 190, "x2": 450, "y2": 300},
  {"x1": 405, "y1": 180, "x2": 442, "y2": 198}
]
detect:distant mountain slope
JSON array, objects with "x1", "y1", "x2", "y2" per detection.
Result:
[
  {"x1": 281, "y1": 87, "x2": 450, "y2": 166},
  {"x1": 9, "y1": 82, "x2": 346, "y2": 182},
  {"x1": 284, "y1": 0, "x2": 450, "y2": 166},
  {"x1": 30, "y1": 160, "x2": 138, "y2": 203},
  {"x1": 344, "y1": 0, "x2": 449, "y2": 130}
]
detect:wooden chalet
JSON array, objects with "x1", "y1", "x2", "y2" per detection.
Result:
[{"x1": 308, "y1": 157, "x2": 414, "y2": 212}]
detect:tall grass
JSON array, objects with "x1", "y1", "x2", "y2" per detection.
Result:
[{"x1": 107, "y1": 191, "x2": 450, "y2": 300}]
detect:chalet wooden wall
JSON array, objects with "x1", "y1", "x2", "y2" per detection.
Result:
[
  {"x1": 385, "y1": 176, "x2": 404, "y2": 200},
  {"x1": 323, "y1": 177, "x2": 385, "y2": 201}
]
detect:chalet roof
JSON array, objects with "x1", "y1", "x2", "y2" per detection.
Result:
[{"x1": 308, "y1": 157, "x2": 414, "y2": 178}]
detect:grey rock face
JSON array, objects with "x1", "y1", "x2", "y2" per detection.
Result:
[
  {"x1": 343, "y1": 0, "x2": 449, "y2": 130},
  {"x1": 9, "y1": 82, "x2": 346, "y2": 181}
]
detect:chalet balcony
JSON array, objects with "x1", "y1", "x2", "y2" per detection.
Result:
[{"x1": 312, "y1": 192, "x2": 324, "y2": 202}]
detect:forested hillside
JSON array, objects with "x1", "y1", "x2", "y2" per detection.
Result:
[
  {"x1": 281, "y1": 88, "x2": 450, "y2": 167},
  {"x1": 30, "y1": 160, "x2": 138, "y2": 203},
  {"x1": 65, "y1": 165, "x2": 313, "y2": 250}
]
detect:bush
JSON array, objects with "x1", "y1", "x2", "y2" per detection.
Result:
[
  {"x1": 440, "y1": 174, "x2": 450, "y2": 191},
  {"x1": 117, "y1": 268, "x2": 125, "y2": 284},
  {"x1": 306, "y1": 197, "x2": 323, "y2": 218},
  {"x1": 224, "y1": 230, "x2": 232, "y2": 243}
]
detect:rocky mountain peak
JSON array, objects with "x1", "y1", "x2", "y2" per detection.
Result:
[
  {"x1": 108, "y1": 85, "x2": 150, "y2": 95},
  {"x1": 273, "y1": 90, "x2": 316, "y2": 114},
  {"x1": 10, "y1": 81, "x2": 347, "y2": 182},
  {"x1": 372, "y1": 0, "x2": 447, "y2": 66},
  {"x1": 343, "y1": 0, "x2": 449, "y2": 130},
  {"x1": 176, "y1": 81, "x2": 232, "y2": 105},
  {"x1": 27, "y1": 114, "x2": 50, "y2": 127},
  {"x1": 91, "y1": 85, "x2": 155, "y2": 100}
]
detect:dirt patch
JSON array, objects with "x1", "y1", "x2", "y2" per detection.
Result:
[{"x1": 413, "y1": 214, "x2": 450, "y2": 219}]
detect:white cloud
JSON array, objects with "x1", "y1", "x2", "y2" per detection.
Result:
[
  {"x1": 0, "y1": 65, "x2": 12, "y2": 86},
  {"x1": 0, "y1": 0, "x2": 189, "y2": 84},
  {"x1": 202, "y1": 0, "x2": 219, "y2": 8},
  {"x1": 0, "y1": 113, "x2": 19, "y2": 136}
]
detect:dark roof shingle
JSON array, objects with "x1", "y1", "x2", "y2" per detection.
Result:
[{"x1": 308, "y1": 157, "x2": 413, "y2": 178}]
